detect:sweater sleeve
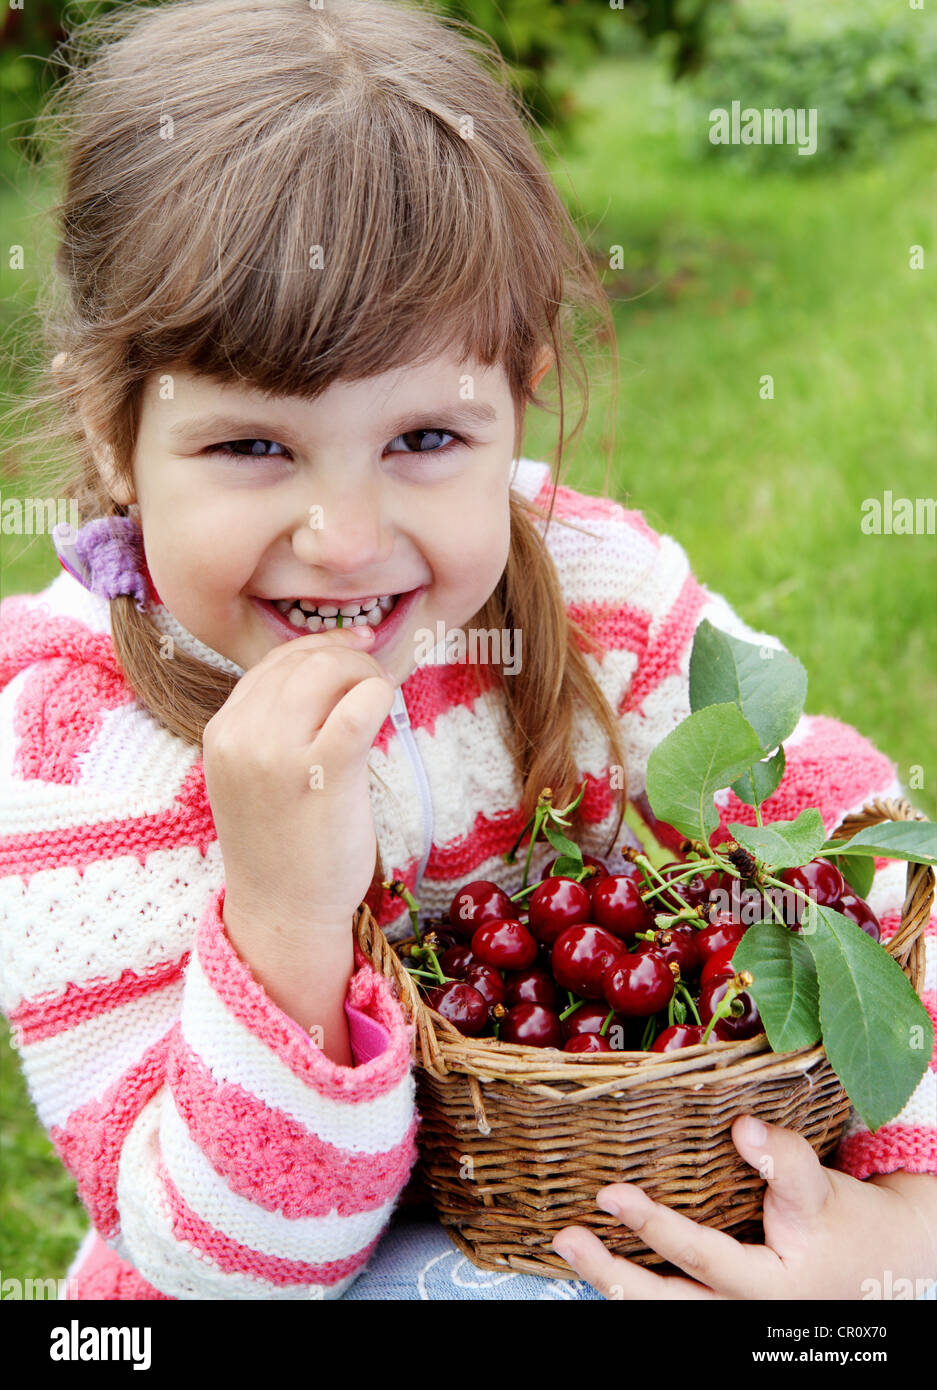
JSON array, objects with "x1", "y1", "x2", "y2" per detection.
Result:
[
  {"x1": 592, "y1": 510, "x2": 937, "y2": 1179},
  {"x1": 0, "y1": 645, "x2": 419, "y2": 1299}
]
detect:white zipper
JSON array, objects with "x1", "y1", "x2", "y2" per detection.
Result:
[{"x1": 390, "y1": 685, "x2": 434, "y2": 894}]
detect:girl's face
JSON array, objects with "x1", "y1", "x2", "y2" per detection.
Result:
[{"x1": 121, "y1": 352, "x2": 526, "y2": 683}]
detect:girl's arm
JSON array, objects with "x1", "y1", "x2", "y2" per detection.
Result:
[
  {"x1": 0, "y1": 611, "x2": 418, "y2": 1299},
  {"x1": 222, "y1": 896, "x2": 357, "y2": 1068}
]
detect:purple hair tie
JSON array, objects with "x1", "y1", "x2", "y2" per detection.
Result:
[{"x1": 52, "y1": 516, "x2": 149, "y2": 612}]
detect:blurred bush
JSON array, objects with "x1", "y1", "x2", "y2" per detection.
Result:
[
  {"x1": 1, "y1": 0, "x2": 730, "y2": 171},
  {"x1": 681, "y1": 0, "x2": 937, "y2": 171}
]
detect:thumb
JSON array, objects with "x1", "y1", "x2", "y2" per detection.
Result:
[{"x1": 732, "y1": 1114, "x2": 833, "y2": 1226}]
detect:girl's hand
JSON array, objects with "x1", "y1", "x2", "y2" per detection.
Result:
[
  {"x1": 552, "y1": 1116, "x2": 937, "y2": 1299},
  {"x1": 202, "y1": 625, "x2": 396, "y2": 941}
]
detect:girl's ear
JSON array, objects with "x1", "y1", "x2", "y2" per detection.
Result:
[
  {"x1": 93, "y1": 442, "x2": 136, "y2": 509},
  {"x1": 53, "y1": 352, "x2": 137, "y2": 507},
  {"x1": 529, "y1": 346, "x2": 555, "y2": 391}
]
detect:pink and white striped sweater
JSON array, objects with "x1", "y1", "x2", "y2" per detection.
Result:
[{"x1": 1, "y1": 457, "x2": 934, "y2": 1300}]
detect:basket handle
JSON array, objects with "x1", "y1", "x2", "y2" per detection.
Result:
[{"x1": 828, "y1": 796, "x2": 934, "y2": 995}]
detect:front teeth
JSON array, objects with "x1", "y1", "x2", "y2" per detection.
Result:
[{"x1": 276, "y1": 594, "x2": 399, "y2": 632}]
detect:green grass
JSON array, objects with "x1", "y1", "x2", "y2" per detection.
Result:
[
  {"x1": 1, "y1": 41, "x2": 935, "y2": 1284},
  {"x1": 523, "y1": 56, "x2": 936, "y2": 813}
]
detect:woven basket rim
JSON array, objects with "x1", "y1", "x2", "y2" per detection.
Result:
[{"x1": 355, "y1": 795, "x2": 933, "y2": 1088}]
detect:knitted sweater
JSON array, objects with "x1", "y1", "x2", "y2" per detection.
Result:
[{"x1": 1, "y1": 457, "x2": 934, "y2": 1301}]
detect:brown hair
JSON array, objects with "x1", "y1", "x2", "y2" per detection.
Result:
[{"x1": 5, "y1": 0, "x2": 628, "y2": 855}]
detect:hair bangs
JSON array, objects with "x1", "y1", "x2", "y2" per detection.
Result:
[{"x1": 125, "y1": 72, "x2": 535, "y2": 406}]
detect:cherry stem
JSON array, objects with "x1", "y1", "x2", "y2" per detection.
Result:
[
  {"x1": 599, "y1": 1008, "x2": 615, "y2": 1037},
  {"x1": 559, "y1": 998, "x2": 586, "y2": 1022},
  {"x1": 521, "y1": 805, "x2": 550, "y2": 890},
  {"x1": 700, "y1": 972, "x2": 753, "y2": 1043},
  {"x1": 508, "y1": 882, "x2": 539, "y2": 903},
  {"x1": 761, "y1": 873, "x2": 820, "y2": 924},
  {"x1": 383, "y1": 879, "x2": 422, "y2": 943},
  {"x1": 675, "y1": 980, "x2": 702, "y2": 1026},
  {"x1": 405, "y1": 967, "x2": 456, "y2": 982},
  {"x1": 633, "y1": 854, "x2": 695, "y2": 915},
  {"x1": 639, "y1": 1014, "x2": 658, "y2": 1050},
  {"x1": 502, "y1": 781, "x2": 588, "y2": 888},
  {"x1": 654, "y1": 908, "x2": 703, "y2": 929},
  {"x1": 503, "y1": 811, "x2": 539, "y2": 865},
  {"x1": 408, "y1": 939, "x2": 448, "y2": 984}
]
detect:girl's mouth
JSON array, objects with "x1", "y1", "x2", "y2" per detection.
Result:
[
  {"x1": 266, "y1": 594, "x2": 400, "y2": 632},
  {"x1": 253, "y1": 588, "x2": 425, "y2": 651}
]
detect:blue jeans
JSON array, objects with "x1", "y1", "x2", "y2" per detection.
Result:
[
  {"x1": 342, "y1": 1202, "x2": 604, "y2": 1300},
  {"x1": 342, "y1": 1202, "x2": 937, "y2": 1301}
]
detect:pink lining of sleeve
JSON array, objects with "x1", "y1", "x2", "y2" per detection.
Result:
[
  {"x1": 344, "y1": 1003, "x2": 391, "y2": 1066},
  {"x1": 272, "y1": 988, "x2": 391, "y2": 1067}
]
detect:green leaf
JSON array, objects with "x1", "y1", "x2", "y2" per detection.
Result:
[
  {"x1": 732, "y1": 922, "x2": 821, "y2": 1051},
  {"x1": 728, "y1": 810, "x2": 827, "y2": 870},
  {"x1": 542, "y1": 822, "x2": 582, "y2": 861},
  {"x1": 645, "y1": 703, "x2": 765, "y2": 843},
  {"x1": 826, "y1": 852, "x2": 875, "y2": 900},
  {"x1": 688, "y1": 620, "x2": 807, "y2": 751},
  {"x1": 821, "y1": 821, "x2": 937, "y2": 867},
  {"x1": 799, "y1": 903, "x2": 933, "y2": 1131},
  {"x1": 730, "y1": 745, "x2": 786, "y2": 806},
  {"x1": 548, "y1": 855, "x2": 584, "y2": 878}
]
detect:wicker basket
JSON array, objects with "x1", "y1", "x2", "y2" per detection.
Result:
[{"x1": 353, "y1": 797, "x2": 933, "y2": 1278}]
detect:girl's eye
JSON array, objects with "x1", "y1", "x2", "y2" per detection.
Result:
[
  {"x1": 208, "y1": 429, "x2": 462, "y2": 459},
  {"x1": 386, "y1": 429, "x2": 459, "y2": 454},
  {"x1": 210, "y1": 439, "x2": 290, "y2": 458}
]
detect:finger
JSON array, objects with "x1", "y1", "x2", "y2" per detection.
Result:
[
  {"x1": 552, "y1": 1225, "x2": 722, "y2": 1301},
  {"x1": 731, "y1": 1115, "x2": 833, "y2": 1230},
  {"x1": 314, "y1": 672, "x2": 398, "y2": 769},
  {"x1": 218, "y1": 624, "x2": 379, "y2": 713},
  {"x1": 590, "y1": 1181, "x2": 783, "y2": 1299},
  {"x1": 205, "y1": 640, "x2": 392, "y2": 770}
]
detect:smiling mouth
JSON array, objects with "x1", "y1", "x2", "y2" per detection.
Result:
[{"x1": 263, "y1": 594, "x2": 403, "y2": 631}]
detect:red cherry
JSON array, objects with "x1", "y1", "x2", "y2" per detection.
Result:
[
  {"x1": 463, "y1": 962, "x2": 506, "y2": 1008},
  {"x1": 448, "y1": 879, "x2": 515, "y2": 941},
  {"x1": 835, "y1": 892, "x2": 882, "y2": 942},
  {"x1": 697, "y1": 973, "x2": 763, "y2": 1040},
  {"x1": 590, "y1": 874, "x2": 656, "y2": 941},
  {"x1": 634, "y1": 924, "x2": 700, "y2": 978},
  {"x1": 504, "y1": 967, "x2": 557, "y2": 1008},
  {"x1": 560, "y1": 999, "x2": 625, "y2": 1041},
  {"x1": 425, "y1": 982, "x2": 488, "y2": 1036},
  {"x1": 439, "y1": 944, "x2": 475, "y2": 979},
  {"x1": 780, "y1": 859, "x2": 846, "y2": 922},
  {"x1": 500, "y1": 1003, "x2": 563, "y2": 1048},
  {"x1": 471, "y1": 918, "x2": 538, "y2": 971},
  {"x1": 650, "y1": 1024, "x2": 709, "y2": 1053},
  {"x1": 603, "y1": 951, "x2": 676, "y2": 1017},
  {"x1": 700, "y1": 941, "x2": 740, "y2": 983},
  {"x1": 551, "y1": 924, "x2": 628, "y2": 999},
  {"x1": 526, "y1": 876, "x2": 593, "y2": 946},
  {"x1": 564, "y1": 1033, "x2": 613, "y2": 1053},
  {"x1": 695, "y1": 914, "x2": 746, "y2": 962}
]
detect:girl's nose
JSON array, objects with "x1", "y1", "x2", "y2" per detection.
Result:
[{"x1": 289, "y1": 491, "x2": 393, "y2": 574}]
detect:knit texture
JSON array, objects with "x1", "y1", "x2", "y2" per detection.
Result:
[{"x1": 1, "y1": 457, "x2": 934, "y2": 1300}]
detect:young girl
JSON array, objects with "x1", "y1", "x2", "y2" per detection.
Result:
[{"x1": 1, "y1": 0, "x2": 934, "y2": 1302}]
